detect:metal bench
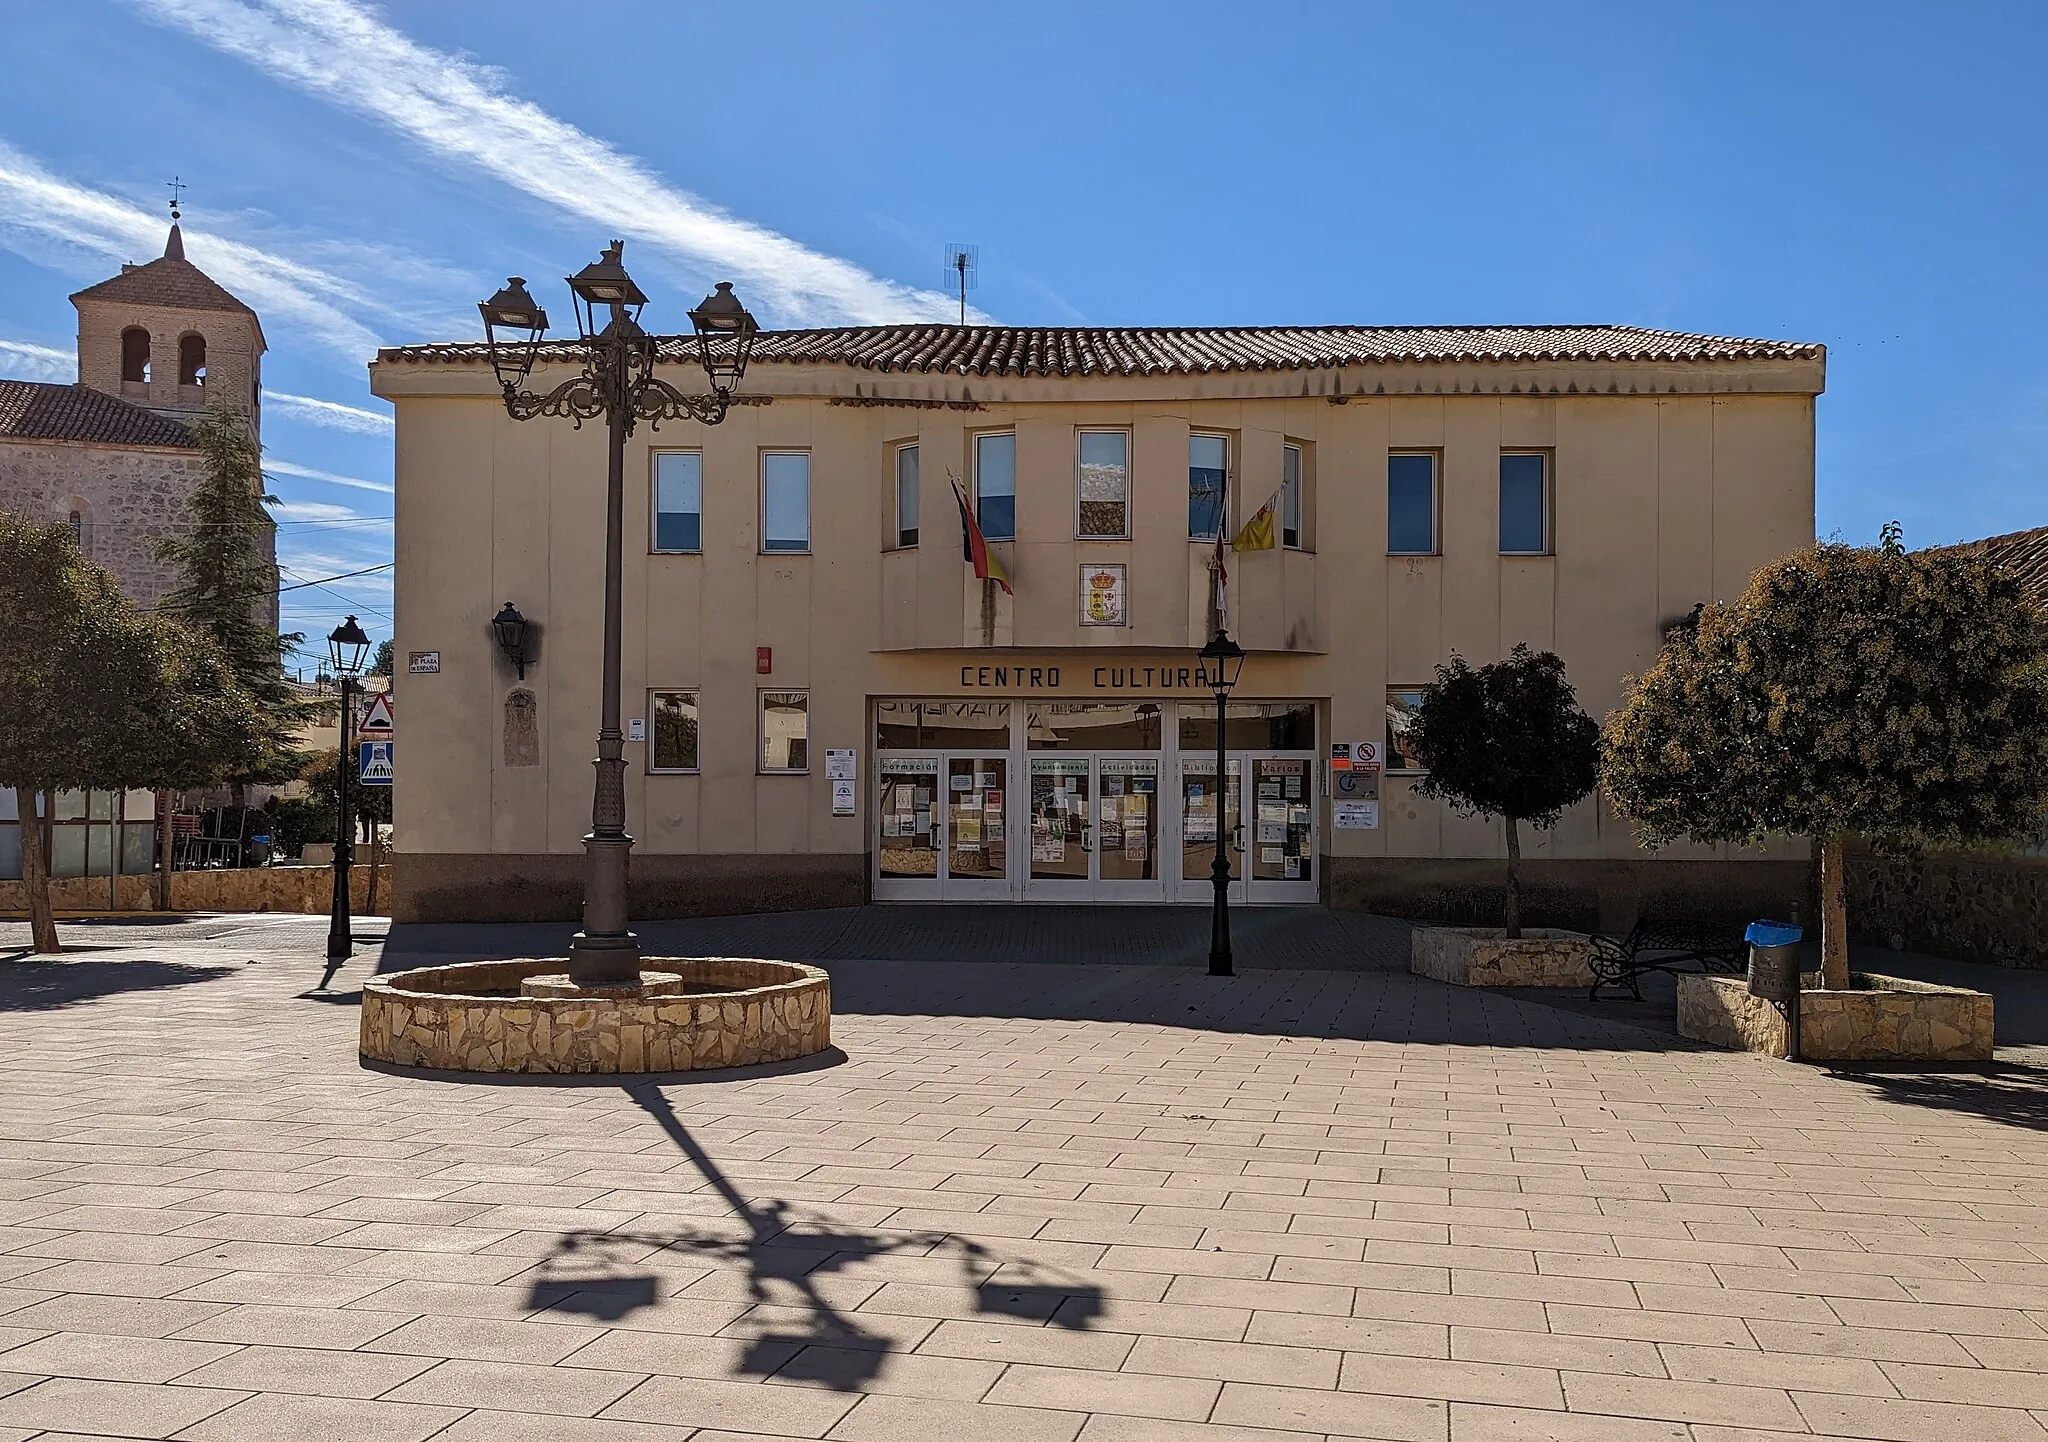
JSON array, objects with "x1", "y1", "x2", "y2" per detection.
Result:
[{"x1": 1588, "y1": 919, "x2": 1747, "y2": 1000}]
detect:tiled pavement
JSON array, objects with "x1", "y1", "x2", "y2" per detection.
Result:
[{"x1": 0, "y1": 912, "x2": 2043, "y2": 1440}]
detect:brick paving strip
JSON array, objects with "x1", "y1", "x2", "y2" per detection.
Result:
[{"x1": 0, "y1": 917, "x2": 2042, "y2": 1440}]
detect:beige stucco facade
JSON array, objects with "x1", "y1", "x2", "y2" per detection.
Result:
[{"x1": 372, "y1": 329, "x2": 1822, "y2": 925}]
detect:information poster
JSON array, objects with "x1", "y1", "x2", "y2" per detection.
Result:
[
  {"x1": 1333, "y1": 801, "x2": 1380, "y2": 830},
  {"x1": 826, "y1": 749, "x2": 857, "y2": 780},
  {"x1": 831, "y1": 778, "x2": 856, "y2": 816}
]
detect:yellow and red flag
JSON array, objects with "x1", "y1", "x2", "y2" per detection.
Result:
[{"x1": 952, "y1": 478, "x2": 1012, "y2": 594}]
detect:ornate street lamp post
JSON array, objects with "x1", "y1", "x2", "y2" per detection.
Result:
[
  {"x1": 1198, "y1": 629, "x2": 1246, "y2": 978},
  {"x1": 479, "y1": 243, "x2": 757, "y2": 988},
  {"x1": 325, "y1": 614, "x2": 371, "y2": 965}
]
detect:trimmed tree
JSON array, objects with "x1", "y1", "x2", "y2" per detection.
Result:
[
  {"x1": 1603, "y1": 526, "x2": 2048, "y2": 989},
  {"x1": 0, "y1": 516, "x2": 261, "y2": 953},
  {"x1": 1408, "y1": 644, "x2": 1601, "y2": 937}
]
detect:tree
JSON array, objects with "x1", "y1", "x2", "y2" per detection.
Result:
[
  {"x1": 1408, "y1": 644, "x2": 1601, "y2": 938},
  {"x1": 1603, "y1": 526, "x2": 2048, "y2": 988},
  {"x1": 371, "y1": 639, "x2": 396, "y2": 678},
  {"x1": 154, "y1": 394, "x2": 306, "y2": 794},
  {"x1": 0, "y1": 516, "x2": 262, "y2": 952}
]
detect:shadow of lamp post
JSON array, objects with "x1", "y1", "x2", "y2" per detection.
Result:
[
  {"x1": 478, "y1": 245, "x2": 758, "y2": 988},
  {"x1": 324, "y1": 614, "x2": 371, "y2": 966},
  {"x1": 1198, "y1": 629, "x2": 1246, "y2": 977}
]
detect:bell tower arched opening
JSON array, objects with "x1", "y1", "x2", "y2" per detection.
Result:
[{"x1": 120, "y1": 327, "x2": 151, "y2": 385}]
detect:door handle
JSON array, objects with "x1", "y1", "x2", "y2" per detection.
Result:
[
  {"x1": 1081, "y1": 824, "x2": 1094, "y2": 854},
  {"x1": 1232, "y1": 824, "x2": 1247, "y2": 852}
]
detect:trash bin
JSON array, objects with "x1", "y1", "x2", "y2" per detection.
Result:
[
  {"x1": 248, "y1": 833, "x2": 274, "y2": 867},
  {"x1": 1744, "y1": 920, "x2": 1803, "y2": 1001}
]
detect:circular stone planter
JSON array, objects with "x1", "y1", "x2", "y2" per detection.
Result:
[{"x1": 360, "y1": 958, "x2": 831, "y2": 1075}]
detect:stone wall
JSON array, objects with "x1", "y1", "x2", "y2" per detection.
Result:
[
  {"x1": 1848, "y1": 848, "x2": 2048, "y2": 969},
  {"x1": 1410, "y1": 927, "x2": 1595, "y2": 987},
  {"x1": 1330, "y1": 857, "x2": 1809, "y2": 934},
  {"x1": 1677, "y1": 973, "x2": 1995, "y2": 1064},
  {"x1": 0, "y1": 864, "x2": 383, "y2": 917},
  {"x1": 0, "y1": 437, "x2": 208, "y2": 609},
  {"x1": 393, "y1": 852, "x2": 866, "y2": 924},
  {"x1": 360, "y1": 957, "x2": 832, "y2": 1074}
]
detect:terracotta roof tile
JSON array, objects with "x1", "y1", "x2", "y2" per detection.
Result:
[
  {"x1": 70, "y1": 256, "x2": 261, "y2": 323},
  {"x1": 1943, "y1": 525, "x2": 2048, "y2": 614},
  {"x1": 381, "y1": 323, "x2": 1824, "y2": 376},
  {"x1": 0, "y1": 380, "x2": 197, "y2": 448}
]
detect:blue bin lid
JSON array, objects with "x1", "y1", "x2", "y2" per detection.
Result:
[{"x1": 1745, "y1": 920, "x2": 1803, "y2": 947}]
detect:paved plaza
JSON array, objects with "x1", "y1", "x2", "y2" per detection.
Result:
[{"x1": 0, "y1": 909, "x2": 2044, "y2": 1441}]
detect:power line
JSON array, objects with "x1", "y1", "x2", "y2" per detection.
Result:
[{"x1": 145, "y1": 561, "x2": 393, "y2": 614}]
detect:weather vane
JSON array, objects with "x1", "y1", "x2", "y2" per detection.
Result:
[{"x1": 166, "y1": 176, "x2": 186, "y2": 222}]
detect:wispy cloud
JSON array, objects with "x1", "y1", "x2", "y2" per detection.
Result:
[
  {"x1": 0, "y1": 338, "x2": 74, "y2": 382},
  {"x1": 266, "y1": 458, "x2": 394, "y2": 494},
  {"x1": 0, "y1": 140, "x2": 387, "y2": 363},
  {"x1": 271, "y1": 498, "x2": 391, "y2": 525},
  {"x1": 263, "y1": 388, "x2": 394, "y2": 435},
  {"x1": 133, "y1": 0, "x2": 983, "y2": 326}
]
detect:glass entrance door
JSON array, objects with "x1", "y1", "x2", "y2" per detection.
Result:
[
  {"x1": 1027, "y1": 755, "x2": 1164, "y2": 900},
  {"x1": 1027, "y1": 757, "x2": 1091, "y2": 897},
  {"x1": 1246, "y1": 754, "x2": 1317, "y2": 901},
  {"x1": 1178, "y1": 756, "x2": 1244, "y2": 904},
  {"x1": 875, "y1": 753, "x2": 1010, "y2": 898},
  {"x1": 1095, "y1": 757, "x2": 1162, "y2": 900}
]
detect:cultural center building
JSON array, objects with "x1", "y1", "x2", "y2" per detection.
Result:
[{"x1": 371, "y1": 322, "x2": 1823, "y2": 926}]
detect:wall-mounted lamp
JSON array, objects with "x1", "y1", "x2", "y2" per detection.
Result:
[{"x1": 492, "y1": 601, "x2": 531, "y2": 679}]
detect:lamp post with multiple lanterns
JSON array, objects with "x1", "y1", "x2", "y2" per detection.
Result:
[
  {"x1": 324, "y1": 615, "x2": 372, "y2": 966},
  {"x1": 1198, "y1": 629, "x2": 1247, "y2": 977},
  {"x1": 477, "y1": 243, "x2": 758, "y2": 988}
]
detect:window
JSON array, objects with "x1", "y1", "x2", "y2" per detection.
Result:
[
  {"x1": 67, "y1": 510, "x2": 83, "y2": 544},
  {"x1": 1282, "y1": 443, "x2": 1304, "y2": 549},
  {"x1": 895, "y1": 444, "x2": 919, "y2": 548},
  {"x1": 1386, "y1": 687, "x2": 1432, "y2": 771},
  {"x1": 760, "y1": 691, "x2": 810, "y2": 772},
  {"x1": 975, "y1": 432, "x2": 1015, "y2": 540},
  {"x1": 120, "y1": 327, "x2": 150, "y2": 384},
  {"x1": 1499, "y1": 452, "x2": 1550, "y2": 555},
  {"x1": 761, "y1": 452, "x2": 810, "y2": 553},
  {"x1": 1077, "y1": 429, "x2": 1129, "y2": 538},
  {"x1": 648, "y1": 690, "x2": 699, "y2": 772},
  {"x1": 1387, "y1": 453, "x2": 1437, "y2": 555},
  {"x1": 652, "y1": 451, "x2": 701, "y2": 553},
  {"x1": 177, "y1": 334, "x2": 206, "y2": 386},
  {"x1": 1188, "y1": 434, "x2": 1227, "y2": 539}
]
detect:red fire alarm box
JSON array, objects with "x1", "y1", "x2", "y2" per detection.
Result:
[{"x1": 756, "y1": 646, "x2": 772, "y2": 674}]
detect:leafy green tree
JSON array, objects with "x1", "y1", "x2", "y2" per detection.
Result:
[
  {"x1": 154, "y1": 394, "x2": 306, "y2": 795},
  {"x1": 371, "y1": 639, "x2": 395, "y2": 678},
  {"x1": 0, "y1": 516, "x2": 261, "y2": 952},
  {"x1": 1604, "y1": 526, "x2": 2048, "y2": 988},
  {"x1": 1408, "y1": 644, "x2": 1601, "y2": 937}
]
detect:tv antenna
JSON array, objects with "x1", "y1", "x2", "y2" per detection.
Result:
[{"x1": 944, "y1": 243, "x2": 978, "y2": 324}]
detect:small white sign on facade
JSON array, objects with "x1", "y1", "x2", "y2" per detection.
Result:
[
  {"x1": 1333, "y1": 801, "x2": 1380, "y2": 830},
  {"x1": 407, "y1": 650, "x2": 441, "y2": 674},
  {"x1": 825, "y1": 748, "x2": 857, "y2": 780},
  {"x1": 831, "y1": 778, "x2": 857, "y2": 816},
  {"x1": 627, "y1": 719, "x2": 646, "y2": 742}
]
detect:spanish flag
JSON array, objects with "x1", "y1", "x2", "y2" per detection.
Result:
[
  {"x1": 952, "y1": 478, "x2": 1012, "y2": 594},
  {"x1": 1230, "y1": 486, "x2": 1281, "y2": 552}
]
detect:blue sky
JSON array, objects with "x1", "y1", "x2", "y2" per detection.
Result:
[{"x1": 2, "y1": 1, "x2": 2043, "y2": 653}]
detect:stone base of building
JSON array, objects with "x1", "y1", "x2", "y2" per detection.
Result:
[
  {"x1": 391, "y1": 853, "x2": 866, "y2": 924},
  {"x1": 1411, "y1": 927, "x2": 1594, "y2": 987},
  {"x1": 1677, "y1": 973, "x2": 1995, "y2": 1064},
  {"x1": 1330, "y1": 857, "x2": 1810, "y2": 933},
  {"x1": 1847, "y1": 846, "x2": 2048, "y2": 969}
]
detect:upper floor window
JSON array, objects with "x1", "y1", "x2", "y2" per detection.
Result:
[
  {"x1": 652, "y1": 451, "x2": 701, "y2": 553},
  {"x1": 895, "y1": 444, "x2": 919, "y2": 548},
  {"x1": 761, "y1": 452, "x2": 810, "y2": 553},
  {"x1": 1282, "y1": 443, "x2": 1304, "y2": 549},
  {"x1": 1499, "y1": 452, "x2": 1551, "y2": 555},
  {"x1": 975, "y1": 432, "x2": 1015, "y2": 540},
  {"x1": 177, "y1": 334, "x2": 206, "y2": 387},
  {"x1": 1188, "y1": 434, "x2": 1227, "y2": 539},
  {"x1": 1387, "y1": 452, "x2": 1438, "y2": 555},
  {"x1": 120, "y1": 327, "x2": 150, "y2": 384},
  {"x1": 1077, "y1": 429, "x2": 1129, "y2": 539}
]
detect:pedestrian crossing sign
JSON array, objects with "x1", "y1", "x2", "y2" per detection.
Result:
[{"x1": 358, "y1": 740, "x2": 394, "y2": 786}]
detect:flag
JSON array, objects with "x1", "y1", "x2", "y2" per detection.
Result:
[
  {"x1": 952, "y1": 478, "x2": 1012, "y2": 594},
  {"x1": 1230, "y1": 486, "x2": 1282, "y2": 552},
  {"x1": 1210, "y1": 471, "x2": 1230, "y2": 631}
]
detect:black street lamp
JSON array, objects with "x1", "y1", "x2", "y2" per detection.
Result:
[
  {"x1": 325, "y1": 614, "x2": 372, "y2": 967},
  {"x1": 1198, "y1": 629, "x2": 1246, "y2": 977},
  {"x1": 479, "y1": 242, "x2": 757, "y2": 989},
  {"x1": 492, "y1": 602, "x2": 531, "y2": 680}
]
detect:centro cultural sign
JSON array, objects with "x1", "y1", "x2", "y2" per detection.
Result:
[{"x1": 955, "y1": 658, "x2": 1222, "y2": 693}]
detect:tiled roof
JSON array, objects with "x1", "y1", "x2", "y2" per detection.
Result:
[
  {"x1": 381, "y1": 324, "x2": 1824, "y2": 377},
  {"x1": 0, "y1": 380, "x2": 197, "y2": 448},
  {"x1": 1946, "y1": 525, "x2": 2048, "y2": 614},
  {"x1": 70, "y1": 256, "x2": 260, "y2": 323}
]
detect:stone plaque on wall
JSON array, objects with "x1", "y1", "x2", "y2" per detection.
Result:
[{"x1": 504, "y1": 689, "x2": 538, "y2": 767}]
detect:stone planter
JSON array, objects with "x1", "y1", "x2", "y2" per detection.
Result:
[
  {"x1": 1677, "y1": 972, "x2": 1993, "y2": 1064},
  {"x1": 1411, "y1": 927, "x2": 1595, "y2": 987}
]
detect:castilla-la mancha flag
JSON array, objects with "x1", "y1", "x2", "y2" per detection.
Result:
[{"x1": 951, "y1": 478, "x2": 1011, "y2": 594}]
